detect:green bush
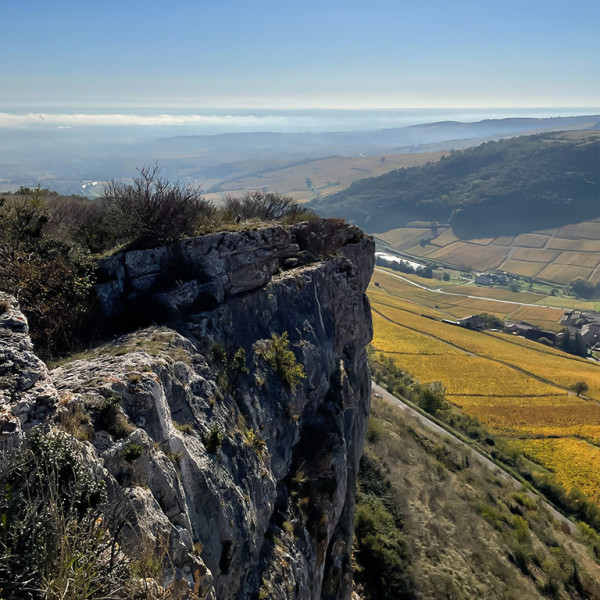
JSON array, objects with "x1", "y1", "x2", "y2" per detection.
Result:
[
  {"x1": 203, "y1": 424, "x2": 224, "y2": 454},
  {"x1": 174, "y1": 421, "x2": 194, "y2": 435},
  {"x1": 211, "y1": 344, "x2": 250, "y2": 393},
  {"x1": 97, "y1": 396, "x2": 133, "y2": 439},
  {"x1": 366, "y1": 418, "x2": 383, "y2": 443},
  {"x1": 121, "y1": 443, "x2": 144, "y2": 463},
  {"x1": 245, "y1": 428, "x2": 267, "y2": 455},
  {"x1": 261, "y1": 332, "x2": 305, "y2": 392},
  {"x1": 0, "y1": 178, "x2": 313, "y2": 358},
  {"x1": 354, "y1": 452, "x2": 414, "y2": 599}
]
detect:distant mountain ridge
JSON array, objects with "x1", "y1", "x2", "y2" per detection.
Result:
[{"x1": 141, "y1": 114, "x2": 600, "y2": 155}]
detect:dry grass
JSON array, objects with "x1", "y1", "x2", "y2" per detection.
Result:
[
  {"x1": 535, "y1": 295, "x2": 598, "y2": 310},
  {"x1": 444, "y1": 285, "x2": 544, "y2": 303},
  {"x1": 507, "y1": 304, "x2": 566, "y2": 324},
  {"x1": 208, "y1": 151, "x2": 448, "y2": 203},
  {"x1": 557, "y1": 221, "x2": 600, "y2": 240},
  {"x1": 383, "y1": 220, "x2": 600, "y2": 284},
  {"x1": 547, "y1": 237, "x2": 600, "y2": 252},
  {"x1": 510, "y1": 248, "x2": 560, "y2": 263},
  {"x1": 429, "y1": 228, "x2": 459, "y2": 247},
  {"x1": 493, "y1": 235, "x2": 515, "y2": 246},
  {"x1": 362, "y1": 397, "x2": 600, "y2": 599},
  {"x1": 376, "y1": 227, "x2": 434, "y2": 251},
  {"x1": 402, "y1": 243, "x2": 438, "y2": 257}
]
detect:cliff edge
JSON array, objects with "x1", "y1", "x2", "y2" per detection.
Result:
[{"x1": 0, "y1": 219, "x2": 374, "y2": 600}]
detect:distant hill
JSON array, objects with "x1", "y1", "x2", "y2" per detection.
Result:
[
  {"x1": 1, "y1": 114, "x2": 598, "y2": 196},
  {"x1": 311, "y1": 131, "x2": 600, "y2": 237}
]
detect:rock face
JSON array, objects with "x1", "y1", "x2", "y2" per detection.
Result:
[
  {"x1": 0, "y1": 293, "x2": 59, "y2": 437},
  {"x1": 0, "y1": 219, "x2": 374, "y2": 600}
]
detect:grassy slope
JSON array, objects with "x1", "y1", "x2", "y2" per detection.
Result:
[{"x1": 354, "y1": 397, "x2": 600, "y2": 600}]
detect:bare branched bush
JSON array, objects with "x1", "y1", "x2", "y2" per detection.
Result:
[
  {"x1": 101, "y1": 165, "x2": 215, "y2": 246},
  {"x1": 222, "y1": 190, "x2": 312, "y2": 223}
]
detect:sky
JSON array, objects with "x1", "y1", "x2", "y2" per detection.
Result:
[{"x1": 1, "y1": 0, "x2": 599, "y2": 110}]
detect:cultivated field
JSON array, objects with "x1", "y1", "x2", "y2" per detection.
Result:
[
  {"x1": 371, "y1": 266, "x2": 586, "y2": 329},
  {"x1": 513, "y1": 438, "x2": 600, "y2": 504},
  {"x1": 375, "y1": 218, "x2": 600, "y2": 285},
  {"x1": 370, "y1": 269, "x2": 600, "y2": 502},
  {"x1": 203, "y1": 151, "x2": 447, "y2": 203}
]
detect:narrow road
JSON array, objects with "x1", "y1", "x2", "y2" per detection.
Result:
[
  {"x1": 372, "y1": 381, "x2": 579, "y2": 534},
  {"x1": 374, "y1": 267, "x2": 570, "y2": 311}
]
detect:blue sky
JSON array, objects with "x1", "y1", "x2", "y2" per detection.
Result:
[{"x1": 1, "y1": 0, "x2": 599, "y2": 109}]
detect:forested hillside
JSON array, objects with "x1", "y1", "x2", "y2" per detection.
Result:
[{"x1": 311, "y1": 132, "x2": 600, "y2": 237}]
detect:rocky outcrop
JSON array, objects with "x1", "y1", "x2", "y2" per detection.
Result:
[
  {"x1": 0, "y1": 293, "x2": 59, "y2": 437},
  {"x1": 0, "y1": 219, "x2": 374, "y2": 600}
]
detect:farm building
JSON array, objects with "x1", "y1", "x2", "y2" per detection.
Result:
[
  {"x1": 475, "y1": 273, "x2": 493, "y2": 285},
  {"x1": 457, "y1": 315, "x2": 485, "y2": 330},
  {"x1": 505, "y1": 321, "x2": 557, "y2": 343}
]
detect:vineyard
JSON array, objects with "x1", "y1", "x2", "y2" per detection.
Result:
[
  {"x1": 375, "y1": 217, "x2": 600, "y2": 286},
  {"x1": 370, "y1": 269, "x2": 600, "y2": 502}
]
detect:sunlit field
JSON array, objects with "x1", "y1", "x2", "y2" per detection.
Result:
[{"x1": 370, "y1": 269, "x2": 600, "y2": 502}]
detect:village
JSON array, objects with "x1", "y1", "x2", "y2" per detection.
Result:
[{"x1": 447, "y1": 309, "x2": 600, "y2": 359}]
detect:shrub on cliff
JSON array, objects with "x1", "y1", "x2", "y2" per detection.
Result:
[
  {"x1": 0, "y1": 429, "x2": 111, "y2": 599},
  {"x1": 222, "y1": 190, "x2": 312, "y2": 223},
  {"x1": 100, "y1": 165, "x2": 216, "y2": 248},
  {"x1": 261, "y1": 331, "x2": 306, "y2": 391},
  {"x1": 0, "y1": 173, "x2": 314, "y2": 358},
  {"x1": 0, "y1": 189, "x2": 97, "y2": 356}
]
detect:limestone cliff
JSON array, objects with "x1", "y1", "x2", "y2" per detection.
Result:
[{"x1": 0, "y1": 219, "x2": 374, "y2": 599}]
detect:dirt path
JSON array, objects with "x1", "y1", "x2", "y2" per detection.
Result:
[{"x1": 372, "y1": 382, "x2": 579, "y2": 534}]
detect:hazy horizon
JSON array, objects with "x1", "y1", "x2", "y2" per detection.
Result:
[{"x1": 1, "y1": 107, "x2": 598, "y2": 136}]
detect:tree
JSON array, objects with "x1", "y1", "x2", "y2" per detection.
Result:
[
  {"x1": 570, "y1": 278, "x2": 597, "y2": 299},
  {"x1": 570, "y1": 381, "x2": 589, "y2": 397},
  {"x1": 420, "y1": 382, "x2": 445, "y2": 414},
  {"x1": 570, "y1": 278, "x2": 592, "y2": 298},
  {"x1": 223, "y1": 190, "x2": 308, "y2": 222}
]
